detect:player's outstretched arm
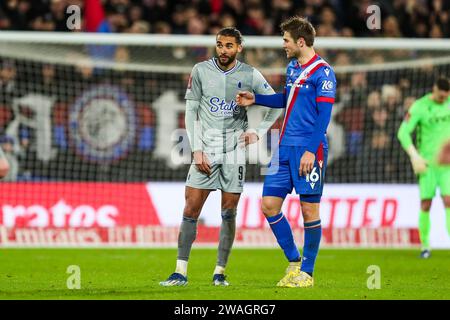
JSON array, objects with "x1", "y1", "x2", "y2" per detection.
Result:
[
  {"x1": 236, "y1": 91, "x2": 255, "y2": 107},
  {"x1": 238, "y1": 68, "x2": 283, "y2": 146},
  {"x1": 236, "y1": 91, "x2": 286, "y2": 109}
]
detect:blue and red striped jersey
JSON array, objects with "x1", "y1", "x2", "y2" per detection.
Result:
[{"x1": 280, "y1": 54, "x2": 336, "y2": 149}]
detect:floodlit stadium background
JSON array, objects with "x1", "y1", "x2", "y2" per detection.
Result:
[{"x1": 0, "y1": 0, "x2": 449, "y2": 248}]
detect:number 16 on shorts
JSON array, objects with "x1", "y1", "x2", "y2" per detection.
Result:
[{"x1": 305, "y1": 166, "x2": 321, "y2": 190}]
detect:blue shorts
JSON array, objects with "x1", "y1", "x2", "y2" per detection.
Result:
[{"x1": 262, "y1": 144, "x2": 328, "y2": 203}]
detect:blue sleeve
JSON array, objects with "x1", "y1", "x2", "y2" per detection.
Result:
[
  {"x1": 306, "y1": 101, "x2": 333, "y2": 153},
  {"x1": 306, "y1": 68, "x2": 336, "y2": 153},
  {"x1": 254, "y1": 93, "x2": 285, "y2": 108}
]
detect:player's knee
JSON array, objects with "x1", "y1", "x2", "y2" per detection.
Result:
[
  {"x1": 261, "y1": 199, "x2": 280, "y2": 217},
  {"x1": 301, "y1": 204, "x2": 320, "y2": 222},
  {"x1": 183, "y1": 203, "x2": 202, "y2": 219},
  {"x1": 302, "y1": 210, "x2": 319, "y2": 222},
  {"x1": 0, "y1": 159, "x2": 9, "y2": 179},
  {"x1": 421, "y1": 200, "x2": 432, "y2": 212},
  {"x1": 221, "y1": 208, "x2": 236, "y2": 221}
]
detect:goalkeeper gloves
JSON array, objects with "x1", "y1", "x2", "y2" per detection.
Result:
[{"x1": 406, "y1": 145, "x2": 428, "y2": 174}]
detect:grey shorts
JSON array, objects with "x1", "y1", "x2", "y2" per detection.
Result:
[{"x1": 186, "y1": 147, "x2": 246, "y2": 193}]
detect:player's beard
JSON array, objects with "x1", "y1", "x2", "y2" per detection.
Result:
[
  {"x1": 287, "y1": 48, "x2": 300, "y2": 59},
  {"x1": 216, "y1": 53, "x2": 236, "y2": 68}
]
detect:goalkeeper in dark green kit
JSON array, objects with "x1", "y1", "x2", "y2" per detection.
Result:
[{"x1": 397, "y1": 77, "x2": 450, "y2": 259}]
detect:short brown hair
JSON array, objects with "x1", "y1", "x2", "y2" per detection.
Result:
[
  {"x1": 280, "y1": 16, "x2": 316, "y2": 46},
  {"x1": 216, "y1": 27, "x2": 243, "y2": 45}
]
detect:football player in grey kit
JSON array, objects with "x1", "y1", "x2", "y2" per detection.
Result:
[{"x1": 160, "y1": 27, "x2": 283, "y2": 286}]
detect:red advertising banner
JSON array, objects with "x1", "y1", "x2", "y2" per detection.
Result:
[
  {"x1": 0, "y1": 183, "x2": 160, "y2": 228},
  {"x1": 0, "y1": 182, "x2": 425, "y2": 247}
]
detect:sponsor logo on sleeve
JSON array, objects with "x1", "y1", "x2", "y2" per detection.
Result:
[{"x1": 322, "y1": 80, "x2": 334, "y2": 90}]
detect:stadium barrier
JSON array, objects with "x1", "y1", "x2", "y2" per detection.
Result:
[{"x1": 3, "y1": 182, "x2": 446, "y2": 248}]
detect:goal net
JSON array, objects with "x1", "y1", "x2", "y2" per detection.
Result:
[{"x1": 0, "y1": 32, "x2": 448, "y2": 247}]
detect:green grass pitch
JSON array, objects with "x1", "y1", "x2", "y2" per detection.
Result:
[{"x1": 0, "y1": 248, "x2": 449, "y2": 300}]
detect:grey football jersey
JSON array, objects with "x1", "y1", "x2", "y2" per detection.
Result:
[{"x1": 185, "y1": 58, "x2": 277, "y2": 154}]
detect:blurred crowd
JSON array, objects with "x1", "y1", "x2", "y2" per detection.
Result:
[
  {"x1": 1, "y1": 51, "x2": 448, "y2": 183},
  {"x1": 0, "y1": 56, "x2": 162, "y2": 182},
  {"x1": 0, "y1": 0, "x2": 449, "y2": 38},
  {"x1": 0, "y1": 0, "x2": 449, "y2": 183}
]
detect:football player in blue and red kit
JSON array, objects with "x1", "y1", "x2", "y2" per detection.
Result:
[{"x1": 236, "y1": 16, "x2": 336, "y2": 287}]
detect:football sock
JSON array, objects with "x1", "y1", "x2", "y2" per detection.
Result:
[
  {"x1": 266, "y1": 212, "x2": 301, "y2": 262},
  {"x1": 301, "y1": 220, "x2": 322, "y2": 276},
  {"x1": 175, "y1": 259, "x2": 188, "y2": 277},
  {"x1": 217, "y1": 208, "x2": 237, "y2": 268},
  {"x1": 445, "y1": 208, "x2": 450, "y2": 236},
  {"x1": 213, "y1": 265, "x2": 225, "y2": 275},
  {"x1": 177, "y1": 216, "x2": 198, "y2": 269},
  {"x1": 418, "y1": 211, "x2": 430, "y2": 250}
]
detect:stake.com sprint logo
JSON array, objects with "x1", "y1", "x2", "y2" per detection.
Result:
[{"x1": 209, "y1": 97, "x2": 240, "y2": 116}]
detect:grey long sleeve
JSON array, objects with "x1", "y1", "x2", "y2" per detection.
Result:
[
  {"x1": 254, "y1": 107, "x2": 283, "y2": 138},
  {"x1": 249, "y1": 68, "x2": 283, "y2": 138},
  {"x1": 185, "y1": 99, "x2": 203, "y2": 152}
]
